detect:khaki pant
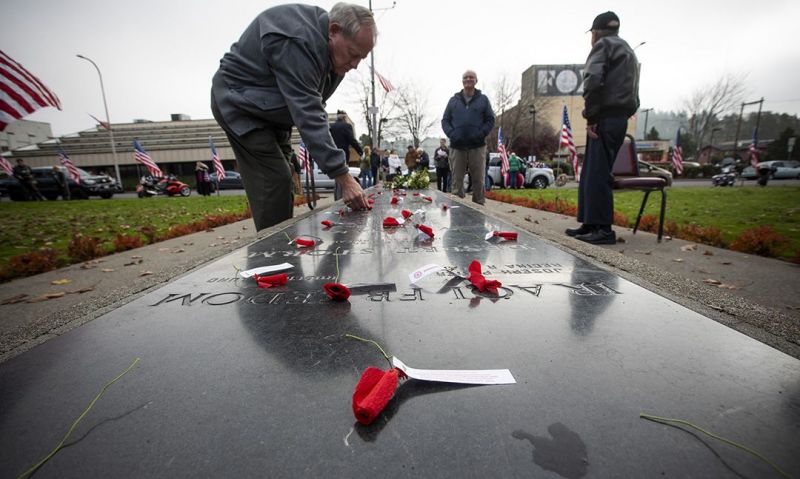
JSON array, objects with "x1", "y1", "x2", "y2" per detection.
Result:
[{"x1": 450, "y1": 146, "x2": 486, "y2": 205}]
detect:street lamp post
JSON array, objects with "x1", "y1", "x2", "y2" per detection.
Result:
[
  {"x1": 709, "y1": 127, "x2": 721, "y2": 162},
  {"x1": 640, "y1": 108, "x2": 653, "y2": 140},
  {"x1": 528, "y1": 105, "x2": 536, "y2": 161},
  {"x1": 77, "y1": 54, "x2": 121, "y2": 186}
]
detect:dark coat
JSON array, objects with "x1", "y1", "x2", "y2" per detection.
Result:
[
  {"x1": 441, "y1": 89, "x2": 495, "y2": 150},
  {"x1": 330, "y1": 120, "x2": 363, "y2": 160}
]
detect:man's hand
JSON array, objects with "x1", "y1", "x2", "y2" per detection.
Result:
[
  {"x1": 335, "y1": 174, "x2": 368, "y2": 210},
  {"x1": 587, "y1": 123, "x2": 599, "y2": 139}
]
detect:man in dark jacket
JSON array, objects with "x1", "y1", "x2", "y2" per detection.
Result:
[
  {"x1": 211, "y1": 3, "x2": 375, "y2": 230},
  {"x1": 433, "y1": 138, "x2": 450, "y2": 192},
  {"x1": 441, "y1": 70, "x2": 495, "y2": 204},
  {"x1": 330, "y1": 110, "x2": 363, "y2": 166},
  {"x1": 13, "y1": 159, "x2": 44, "y2": 201},
  {"x1": 567, "y1": 11, "x2": 639, "y2": 244}
]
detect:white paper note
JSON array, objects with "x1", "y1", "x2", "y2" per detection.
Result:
[
  {"x1": 408, "y1": 263, "x2": 444, "y2": 284},
  {"x1": 239, "y1": 263, "x2": 294, "y2": 278},
  {"x1": 392, "y1": 357, "x2": 516, "y2": 385},
  {"x1": 485, "y1": 231, "x2": 496, "y2": 240}
]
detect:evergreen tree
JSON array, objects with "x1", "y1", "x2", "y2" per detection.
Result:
[{"x1": 645, "y1": 127, "x2": 660, "y2": 140}]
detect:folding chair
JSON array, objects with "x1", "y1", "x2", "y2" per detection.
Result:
[{"x1": 612, "y1": 135, "x2": 668, "y2": 242}]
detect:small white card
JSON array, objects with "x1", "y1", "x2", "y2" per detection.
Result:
[
  {"x1": 408, "y1": 263, "x2": 444, "y2": 284},
  {"x1": 239, "y1": 263, "x2": 294, "y2": 278},
  {"x1": 392, "y1": 357, "x2": 516, "y2": 385},
  {"x1": 413, "y1": 208, "x2": 426, "y2": 216},
  {"x1": 485, "y1": 231, "x2": 495, "y2": 240}
]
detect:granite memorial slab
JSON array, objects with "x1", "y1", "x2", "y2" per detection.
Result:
[{"x1": 1, "y1": 189, "x2": 798, "y2": 478}]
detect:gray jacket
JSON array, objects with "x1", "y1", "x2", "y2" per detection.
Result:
[
  {"x1": 582, "y1": 34, "x2": 640, "y2": 123},
  {"x1": 211, "y1": 4, "x2": 349, "y2": 179}
]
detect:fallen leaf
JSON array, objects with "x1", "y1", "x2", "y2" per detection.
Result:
[
  {"x1": 680, "y1": 244, "x2": 698, "y2": 252},
  {"x1": 696, "y1": 268, "x2": 711, "y2": 274},
  {"x1": 172, "y1": 248, "x2": 185, "y2": 253},
  {"x1": 241, "y1": 226, "x2": 248, "y2": 230},
  {"x1": 507, "y1": 210, "x2": 517, "y2": 213},
  {"x1": 524, "y1": 216, "x2": 532, "y2": 222},
  {"x1": 140, "y1": 271, "x2": 154, "y2": 276},
  {"x1": 718, "y1": 283, "x2": 740, "y2": 290},
  {"x1": 157, "y1": 248, "x2": 169, "y2": 252},
  {"x1": 51, "y1": 279, "x2": 71, "y2": 285},
  {"x1": 183, "y1": 242, "x2": 194, "y2": 246},
  {"x1": 101, "y1": 268, "x2": 115, "y2": 272},
  {"x1": 131, "y1": 255, "x2": 143, "y2": 259},
  {"x1": 217, "y1": 236, "x2": 225, "y2": 240},
  {"x1": 66, "y1": 287, "x2": 94, "y2": 294},
  {"x1": 721, "y1": 261, "x2": 732, "y2": 265},
  {"x1": 26, "y1": 292, "x2": 66, "y2": 303},
  {"x1": 123, "y1": 261, "x2": 136, "y2": 266},
  {"x1": 703, "y1": 278, "x2": 722, "y2": 285},
  {"x1": 1, "y1": 294, "x2": 29, "y2": 305},
  {"x1": 703, "y1": 250, "x2": 713, "y2": 256},
  {"x1": 665, "y1": 236, "x2": 672, "y2": 241},
  {"x1": 634, "y1": 250, "x2": 653, "y2": 255},
  {"x1": 672, "y1": 258, "x2": 684, "y2": 262},
  {"x1": 80, "y1": 263, "x2": 97, "y2": 270},
  {"x1": 209, "y1": 243, "x2": 218, "y2": 247},
  {"x1": 616, "y1": 237, "x2": 626, "y2": 243}
]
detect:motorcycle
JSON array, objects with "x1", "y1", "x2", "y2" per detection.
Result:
[
  {"x1": 136, "y1": 175, "x2": 191, "y2": 198},
  {"x1": 711, "y1": 166, "x2": 736, "y2": 187}
]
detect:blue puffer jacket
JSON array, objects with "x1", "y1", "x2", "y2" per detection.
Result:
[{"x1": 441, "y1": 89, "x2": 496, "y2": 150}]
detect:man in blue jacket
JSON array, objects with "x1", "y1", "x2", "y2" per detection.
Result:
[
  {"x1": 441, "y1": 70, "x2": 495, "y2": 205},
  {"x1": 211, "y1": 3, "x2": 375, "y2": 230}
]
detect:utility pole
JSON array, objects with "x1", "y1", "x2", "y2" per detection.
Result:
[
  {"x1": 77, "y1": 54, "x2": 121, "y2": 186},
  {"x1": 367, "y1": 1, "x2": 396, "y2": 151},
  {"x1": 733, "y1": 98, "x2": 764, "y2": 161}
]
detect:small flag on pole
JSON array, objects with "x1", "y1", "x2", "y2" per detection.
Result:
[
  {"x1": 372, "y1": 68, "x2": 395, "y2": 93},
  {"x1": 209, "y1": 137, "x2": 224, "y2": 181},
  {"x1": 748, "y1": 128, "x2": 760, "y2": 168},
  {"x1": 498, "y1": 127, "x2": 509, "y2": 178},
  {"x1": 89, "y1": 114, "x2": 111, "y2": 130},
  {"x1": 133, "y1": 139, "x2": 162, "y2": 177},
  {"x1": 298, "y1": 138, "x2": 310, "y2": 171},
  {"x1": 0, "y1": 156, "x2": 13, "y2": 176},
  {"x1": 0, "y1": 50, "x2": 62, "y2": 131},
  {"x1": 671, "y1": 129, "x2": 684, "y2": 176},
  {"x1": 57, "y1": 147, "x2": 81, "y2": 184},
  {"x1": 560, "y1": 105, "x2": 580, "y2": 178}
]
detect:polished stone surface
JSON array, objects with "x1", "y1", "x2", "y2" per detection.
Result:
[{"x1": 1, "y1": 189, "x2": 799, "y2": 478}]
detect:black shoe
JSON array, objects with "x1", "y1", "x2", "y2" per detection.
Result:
[
  {"x1": 575, "y1": 229, "x2": 616, "y2": 245},
  {"x1": 565, "y1": 224, "x2": 593, "y2": 237}
]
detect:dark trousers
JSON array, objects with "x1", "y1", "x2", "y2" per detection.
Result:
[
  {"x1": 211, "y1": 93, "x2": 293, "y2": 231},
  {"x1": 577, "y1": 116, "x2": 628, "y2": 229},
  {"x1": 22, "y1": 181, "x2": 44, "y2": 200},
  {"x1": 436, "y1": 167, "x2": 450, "y2": 192}
]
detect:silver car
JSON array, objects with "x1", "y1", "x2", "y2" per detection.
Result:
[
  {"x1": 299, "y1": 161, "x2": 361, "y2": 189},
  {"x1": 486, "y1": 154, "x2": 555, "y2": 189}
]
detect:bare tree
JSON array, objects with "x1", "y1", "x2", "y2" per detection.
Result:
[
  {"x1": 348, "y1": 74, "x2": 402, "y2": 148},
  {"x1": 488, "y1": 71, "x2": 554, "y2": 155},
  {"x1": 395, "y1": 82, "x2": 437, "y2": 147},
  {"x1": 683, "y1": 73, "x2": 748, "y2": 153}
]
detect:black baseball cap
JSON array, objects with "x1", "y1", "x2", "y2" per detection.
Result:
[{"x1": 588, "y1": 11, "x2": 620, "y2": 32}]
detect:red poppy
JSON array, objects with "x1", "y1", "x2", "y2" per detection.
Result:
[
  {"x1": 368, "y1": 199, "x2": 375, "y2": 205},
  {"x1": 466, "y1": 260, "x2": 502, "y2": 294},
  {"x1": 253, "y1": 273, "x2": 288, "y2": 289},
  {"x1": 390, "y1": 197, "x2": 399, "y2": 205},
  {"x1": 294, "y1": 238, "x2": 316, "y2": 248},
  {"x1": 383, "y1": 217, "x2": 402, "y2": 227},
  {"x1": 352, "y1": 367, "x2": 403, "y2": 425},
  {"x1": 415, "y1": 224, "x2": 434, "y2": 238},
  {"x1": 401, "y1": 209, "x2": 413, "y2": 219},
  {"x1": 494, "y1": 231, "x2": 518, "y2": 241},
  {"x1": 422, "y1": 195, "x2": 433, "y2": 202},
  {"x1": 412, "y1": 192, "x2": 420, "y2": 196},
  {"x1": 442, "y1": 204, "x2": 449, "y2": 211},
  {"x1": 323, "y1": 282, "x2": 351, "y2": 301},
  {"x1": 321, "y1": 220, "x2": 334, "y2": 228}
]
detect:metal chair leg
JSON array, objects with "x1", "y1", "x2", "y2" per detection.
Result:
[
  {"x1": 657, "y1": 188, "x2": 667, "y2": 243},
  {"x1": 633, "y1": 190, "x2": 651, "y2": 234}
]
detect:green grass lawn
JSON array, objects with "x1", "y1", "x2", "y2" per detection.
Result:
[
  {"x1": 0, "y1": 196, "x2": 251, "y2": 268},
  {"x1": 493, "y1": 184, "x2": 800, "y2": 258}
]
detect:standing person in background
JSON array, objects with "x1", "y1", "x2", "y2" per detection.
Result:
[
  {"x1": 211, "y1": 3, "x2": 375, "y2": 230},
  {"x1": 416, "y1": 148, "x2": 430, "y2": 172},
  {"x1": 330, "y1": 110, "x2": 363, "y2": 171},
  {"x1": 13, "y1": 159, "x2": 44, "y2": 201},
  {"x1": 404, "y1": 145, "x2": 418, "y2": 173},
  {"x1": 51, "y1": 166, "x2": 70, "y2": 200},
  {"x1": 195, "y1": 162, "x2": 212, "y2": 196},
  {"x1": 359, "y1": 145, "x2": 372, "y2": 188},
  {"x1": 434, "y1": 138, "x2": 450, "y2": 192},
  {"x1": 441, "y1": 70, "x2": 495, "y2": 205},
  {"x1": 387, "y1": 150, "x2": 403, "y2": 180},
  {"x1": 370, "y1": 147, "x2": 381, "y2": 187},
  {"x1": 566, "y1": 11, "x2": 639, "y2": 245},
  {"x1": 290, "y1": 151, "x2": 302, "y2": 195},
  {"x1": 507, "y1": 152, "x2": 521, "y2": 189}
]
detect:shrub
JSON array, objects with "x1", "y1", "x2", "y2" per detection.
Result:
[
  {"x1": 613, "y1": 211, "x2": 630, "y2": 228},
  {"x1": 679, "y1": 223, "x2": 724, "y2": 247},
  {"x1": 637, "y1": 214, "x2": 659, "y2": 233},
  {"x1": 112, "y1": 234, "x2": 144, "y2": 252},
  {"x1": 67, "y1": 234, "x2": 105, "y2": 262},
  {"x1": 138, "y1": 225, "x2": 157, "y2": 244},
  {"x1": 0, "y1": 248, "x2": 61, "y2": 281},
  {"x1": 729, "y1": 226, "x2": 791, "y2": 258}
]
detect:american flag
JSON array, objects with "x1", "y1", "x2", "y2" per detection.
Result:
[
  {"x1": 373, "y1": 68, "x2": 394, "y2": 93},
  {"x1": 0, "y1": 156, "x2": 13, "y2": 176},
  {"x1": 209, "y1": 136, "x2": 224, "y2": 181},
  {"x1": 133, "y1": 139, "x2": 162, "y2": 177},
  {"x1": 671, "y1": 129, "x2": 684, "y2": 176},
  {"x1": 748, "y1": 128, "x2": 759, "y2": 168},
  {"x1": 560, "y1": 105, "x2": 580, "y2": 178},
  {"x1": 0, "y1": 50, "x2": 61, "y2": 131},
  {"x1": 298, "y1": 138, "x2": 310, "y2": 171},
  {"x1": 89, "y1": 113, "x2": 110, "y2": 130},
  {"x1": 497, "y1": 127, "x2": 509, "y2": 177},
  {"x1": 57, "y1": 147, "x2": 81, "y2": 184}
]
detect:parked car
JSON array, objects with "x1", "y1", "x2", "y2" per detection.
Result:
[
  {"x1": 299, "y1": 161, "x2": 361, "y2": 189},
  {"x1": 638, "y1": 161, "x2": 673, "y2": 186},
  {"x1": 0, "y1": 166, "x2": 118, "y2": 200},
  {"x1": 210, "y1": 170, "x2": 244, "y2": 190},
  {"x1": 757, "y1": 160, "x2": 800, "y2": 179},
  {"x1": 486, "y1": 154, "x2": 555, "y2": 189},
  {"x1": 740, "y1": 165, "x2": 759, "y2": 180}
]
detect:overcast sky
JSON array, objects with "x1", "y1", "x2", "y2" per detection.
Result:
[{"x1": 3, "y1": 0, "x2": 798, "y2": 139}]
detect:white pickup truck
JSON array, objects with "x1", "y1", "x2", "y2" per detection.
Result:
[
  {"x1": 299, "y1": 161, "x2": 361, "y2": 189},
  {"x1": 486, "y1": 153, "x2": 555, "y2": 189}
]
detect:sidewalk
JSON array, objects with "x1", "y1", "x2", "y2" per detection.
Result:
[{"x1": 1, "y1": 189, "x2": 798, "y2": 364}]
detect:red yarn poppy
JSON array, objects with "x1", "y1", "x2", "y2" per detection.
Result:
[
  {"x1": 494, "y1": 231, "x2": 518, "y2": 240},
  {"x1": 422, "y1": 195, "x2": 433, "y2": 202},
  {"x1": 466, "y1": 260, "x2": 502, "y2": 294},
  {"x1": 383, "y1": 217, "x2": 401, "y2": 227},
  {"x1": 390, "y1": 197, "x2": 399, "y2": 205},
  {"x1": 401, "y1": 209, "x2": 413, "y2": 219},
  {"x1": 368, "y1": 199, "x2": 375, "y2": 205},
  {"x1": 254, "y1": 273, "x2": 288, "y2": 289},
  {"x1": 323, "y1": 282, "x2": 351, "y2": 301},
  {"x1": 442, "y1": 204, "x2": 449, "y2": 210},
  {"x1": 294, "y1": 238, "x2": 316, "y2": 248},
  {"x1": 415, "y1": 224, "x2": 434, "y2": 238},
  {"x1": 321, "y1": 220, "x2": 334, "y2": 227},
  {"x1": 352, "y1": 367, "x2": 402, "y2": 425},
  {"x1": 412, "y1": 192, "x2": 420, "y2": 196}
]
